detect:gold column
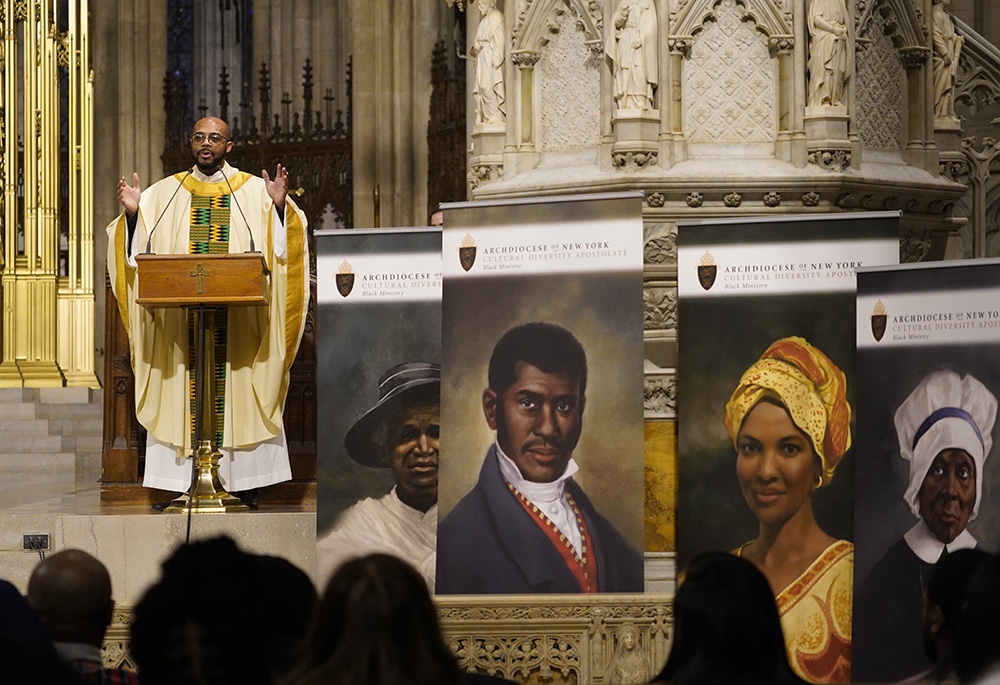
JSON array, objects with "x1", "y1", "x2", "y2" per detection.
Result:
[
  {"x1": 1, "y1": 0, "x2": 97, "y2": 387},
  {"x1": 0, "y1": 0, "x2": 24, "y2": 385},
  {"x1": 58, "y1": 0, "x2": 99, "y2": 387}
]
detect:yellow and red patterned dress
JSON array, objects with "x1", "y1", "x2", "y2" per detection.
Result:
[{"x1": 776, "y1": 539, "x2": 853, "y2": 684}]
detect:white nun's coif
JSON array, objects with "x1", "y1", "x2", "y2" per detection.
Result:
[{"x1": 894, "y1": 370, "x2": 997, "y2": 521}]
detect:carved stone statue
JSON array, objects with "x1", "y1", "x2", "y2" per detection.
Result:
[
  {"x1": 471, "y1": 0, "x2": 506, "y2": 125},
  {"x1": 604, "y1": 623, "x2": 649, "y2": 684},
  {"x1": 806, "y1": 0, "x2": 852, "y2": 108},
  {"x1": 932, "y1": 0, "x2": 963, "y2": 120},
  {"x1": 608, "y1": 0, "x2": 658, "y2": 111}
]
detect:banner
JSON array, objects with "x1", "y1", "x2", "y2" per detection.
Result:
[
  {"x1": 853, "y1": 258, "x2": 1000, "y2": 683},
  {"x1": 435, "y1": 193, "x2": 646, "y2": 595},
  {"x1": 314, "y1": 228, "x2": 442, "y2": 587},
  {"x1": 676, "y1": 212, "x2": 899, "y2": 683}
]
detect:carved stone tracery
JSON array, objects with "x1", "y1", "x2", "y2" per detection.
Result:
[
  {"x1": 642, "y1": 221, "x2": 677, "y2": 266},
  {"x1": 855, "y1": 0, "x2": 926, "y2": 46},
  {"x1": 856, "y1": 6, "x2": 905, "y2": 150},
  {"x1": 470, "y1": 163, "x2": 503, "y2": 190},
  {"x1": 672, "y1": 0, "x2": 792, "y2": 42},
  {"x1": 644, "y1": 286, "x2": 677, "y2": 331},
  {"x1": 644, "y1": 373, "x2": 677, "y2": 417},
  {"x1": 613, "y1": 151, "x2": 659, "y2": 170},
  {"x1": 809, "y1": 148, "x2": 852, "y2": 171},
  {"x1": 539, "y1": 3, "x2": 601, "y2": 152},
  {"x1": 104, "y1": 598, "x2": 675, "y2": 684},
  {"x1": 515, "y1": 0, "x2": 603, "y2": 53},
  {"x1": 685, "y1": 0, "x2": 776, "y2": 145}
]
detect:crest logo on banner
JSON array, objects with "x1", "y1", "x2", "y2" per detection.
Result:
[
  {"x1": 459, "y1": 233, "x2": 477, "y2": 272},
  {"x1": 336, "y1": 259, "x2": 355, "y2": 298},
  {"x1": 871, "y1": 299, "x2": 887, "y2": 342},
  {"x1": 697, "y1": 251, "x2": 717, "y2": 291}
]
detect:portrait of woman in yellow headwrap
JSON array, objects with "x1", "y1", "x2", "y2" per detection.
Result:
[{"x1": 724, "y1": 336, "x2": 853, "y2": 684}]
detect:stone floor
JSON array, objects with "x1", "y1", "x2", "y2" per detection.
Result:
[{"x1": 0, "y1": 387, "x2": 318, "y2": 601}]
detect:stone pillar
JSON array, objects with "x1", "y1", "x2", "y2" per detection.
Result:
[
  {"x1": 901, "y1": 47, "x2": 932, "y2": 168},
  {"x1": 771, "y1": 38, "x2": 795, "y2": 163},
  {"x1": 255, "y1": 0, "x2": 350, "y2": 119},
  {"x1": 667, "y1": 43, "x2": 689, "y2": 162},
  {"x1": 116, "y1": 0, "x2": 168, "y2": 183},
  {"x1": 791, "y1": 0, "x2": 808, "y2": 166},
  {"x1": 511, "y1": 50, "x2": 539, "y2": 154},
  {"x1": 351, "y1": 0, "x2": 449, "y2": 226}
]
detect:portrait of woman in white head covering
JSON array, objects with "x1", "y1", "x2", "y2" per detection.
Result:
[{"x1": 854, "y1": 367, "x2": 1000, "y2": 683}]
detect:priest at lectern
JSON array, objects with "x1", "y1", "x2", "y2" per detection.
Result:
[{"x1": 106, "y1": 117, "x2": 310, "y2": 501}]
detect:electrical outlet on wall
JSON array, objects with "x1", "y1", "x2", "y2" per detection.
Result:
[{"x1": 23, "y1": 534, "x2": 49, "y2": 550}]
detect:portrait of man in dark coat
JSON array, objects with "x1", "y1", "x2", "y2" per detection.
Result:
[{"x1": 436, "y1": 322, "x2": 643, "y2": 594}]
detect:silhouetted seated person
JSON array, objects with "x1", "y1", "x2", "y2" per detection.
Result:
[
  {"x1": 651, "y1": 552, "x2": 808, "y2": 685},
  {"x1": 26, "y1": 549, "x2": 138, "y2": 685},
  {"x1": 954, "y1": 553, "x2": 1000, "y2": 684},
  {"x1": 0, "y1": 579, "x2": 83, "y2": 685},
  {"x1": 130, "y1": 536, "x2": 315, "y2": 685},
  {"x1": 899, "y1": 548, "x2": 991, "y2": 685},
  {"x1": 281, "y1": 554, "x2": 515, "y2": 685}
]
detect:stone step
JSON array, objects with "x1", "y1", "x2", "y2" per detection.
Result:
[
  {"x1": 34, "y1": 403, "x2": 102, "y2": 420},
  {"x1": 0, "y1": 453, "x2": 76, "y2": 472},
  {"x1": 66, "y1": 435, "x2": 103, "y2": 453},
  {"x1": 0, "y1": 435, "x2": 65, "y2": 453},
  {"x1": 46, "y1": 419, "x2": 103, "y2": 437},
  {"x1": 0, "y1": 419, "x2": 51, "y2": 434},
  {"x1": 0, "y1": 403, "x2": 38, "y2": 420},
  {"x1": 0, "y1": 388, "x2": 30, "y2": 403},
  {"x1": 38, "y1": 387, "x2": 97, "y2": 405}
]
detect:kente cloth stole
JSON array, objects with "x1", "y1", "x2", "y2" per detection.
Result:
[
  {"x1": 507, "y1": 483, "x2": 600, "y2": 593},
  {"x1": 187, "y1": 192, "x2": 230, "y2": 448}
]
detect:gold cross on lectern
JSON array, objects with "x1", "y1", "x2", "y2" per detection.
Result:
[{"x1": 189, "y1": 263, "x2": 211, "y2": 294}]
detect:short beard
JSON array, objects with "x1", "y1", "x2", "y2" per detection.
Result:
[
  {"x1": 195, "y1": 158, "x2": 222, "y2": 174},
  {"x1": 193, "y1": 149, "x2": 225, "y2": 175}
]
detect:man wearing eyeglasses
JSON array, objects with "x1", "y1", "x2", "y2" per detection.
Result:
[{"x1": 106, "y1": 117, "x2": 310, "y2": 508}]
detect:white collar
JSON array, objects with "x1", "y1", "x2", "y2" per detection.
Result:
[
  {"x1": 388, "y1": 485, "x2": 437, "y2": 521},
  {"x1": 494, "y1": 439, "x2": 579, "y2": 504},
  {"x1": 54, "y1": 641, "x2": 102, "y2": 664},
  {"x1": 192, "y1": 161, "x2": 238, "y2": 184},
  {"x1": 904, "y1": 518, "x2": 977, "y2": 564}
]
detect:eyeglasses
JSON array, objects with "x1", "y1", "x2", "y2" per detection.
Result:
[{"x1": 190, "y1": 132, "x2": 228, "y2": 144}]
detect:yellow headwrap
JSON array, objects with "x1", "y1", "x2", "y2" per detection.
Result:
[{"x1": 723, "y1": 337, "x2": 851, "y2": 487}]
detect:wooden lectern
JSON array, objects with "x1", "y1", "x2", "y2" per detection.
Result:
[{"x1": 135, "y1": 253, "x2": 270, "y2": 513}]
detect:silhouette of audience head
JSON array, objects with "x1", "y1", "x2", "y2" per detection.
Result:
[
  {"x1": 283, "y1": 553, "x2": 461, "y2": 685},
  {"x1": 27, "y1": 549, "x2": 114, "y2": 648},
  {"x1": 922, "y1": 548, "x2": 991, "y2": 673},
  {"x1": 131, "y1": 536, "x2": 315, "y2": 685},
  {"x1": 654, "y1": 552, "x2": 805, "y2": 685},
  {"x1": 955, "y1": 552, "x2": 1000, "y2": 683},
  {"x1": 0, "y1": 579, "x2": 82, "y2": 684}
]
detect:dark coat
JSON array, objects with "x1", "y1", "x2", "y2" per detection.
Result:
[
  {"x1": 436, "y1": 445, "x2": 644, "y2": 594},
  {"x1": 852, "y1": 538, "x2": 935, "y2": 683}
]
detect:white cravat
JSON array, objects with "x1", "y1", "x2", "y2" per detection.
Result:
[
  {"x1": 495, "y1": 440, "x2": 584, "y2": 557},
  {"x1": 903, "y1": 518, "x2": 977, "y2": 564}
]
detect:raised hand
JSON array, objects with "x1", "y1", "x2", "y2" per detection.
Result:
[
  {"x1": 262, "y1": 164, "x2": 288, "y2": 212},
  {"x1": 117, "y1": 173, "x2": 141, "y2": 217}
]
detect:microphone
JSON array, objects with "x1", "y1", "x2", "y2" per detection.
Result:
[
  {"x1": 144, "y1": 169, "x2": 194, "y2": 254},
  {"x1": 220, "y1": 166, "x2": 258, "y2": 253}
]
